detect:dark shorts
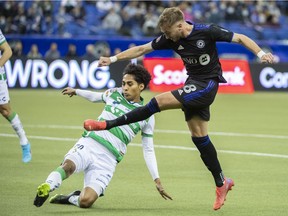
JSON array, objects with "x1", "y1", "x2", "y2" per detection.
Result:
[{"x1": 171, "y1": 78, "x2": 219, "y2": 121}]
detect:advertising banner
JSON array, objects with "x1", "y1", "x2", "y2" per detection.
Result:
[
  {"x1": 218, "y1": 59, "x2": 254, "y2": 93},
  {"x1": 250, "y1": 63, "x2": 288, "y2": 91},
  {"x1": 143, "y1": 58, "x2": 254, "y2": 93},
  {"x1": 4, "y1": 58, "x2": 127, "y2": 89}
]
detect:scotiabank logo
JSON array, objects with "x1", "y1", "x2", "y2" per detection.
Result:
[
  {"x1": 143, "y1": 58, "x2": 254, "y2": 93},
  {"x1": 153, "y1": 64, "x2": 187, "y2": 85},
  {"x1": 143, "y1": 58, "x2": 187, "y2": 92},
  {"x1": 219, "y1": 59, "x2": 254, "y2": 93}
]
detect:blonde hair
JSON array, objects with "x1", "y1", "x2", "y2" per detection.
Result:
[{"x1": 158, "y1": 7, "x2": 184, "y2": 29}]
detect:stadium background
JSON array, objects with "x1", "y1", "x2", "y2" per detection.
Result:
[
  {"x1": 2, "y1": 0, "x2": 288, "y2": 93},
  {"x1": 1, "y1": 1, "x2": 288, "y2": 215}
]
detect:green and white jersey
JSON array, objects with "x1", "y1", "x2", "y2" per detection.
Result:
[
  {"x1": 0, "y1": 30, "x2": 5, "y2": 45},
  {"x1": 0, "y1": 29, "x2": 6, "y2": 74},
  {"x1": 83, "y1": 87, "x2": 155, "y2": 157}
]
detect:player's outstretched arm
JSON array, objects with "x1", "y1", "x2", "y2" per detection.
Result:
[
  {"x1": 98, "y1": 42, "x2": 153, "y2": 67},
  {"x1": 155, "y1": 178, "x2": 173, "y2": 200},
  {"x1": 62, "y1": 87, "x2": 104, "y2": 102},
  {"x1": 232, "y1": 33, "x2": 274, "y2": 64}
]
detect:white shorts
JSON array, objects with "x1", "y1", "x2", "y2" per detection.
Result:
[
  {"x1": 64, "y1": 137, "x2": 117, "y2": 196},
  {"x1": 0, "y1": 80, "x2": 10, "y2": 105}
]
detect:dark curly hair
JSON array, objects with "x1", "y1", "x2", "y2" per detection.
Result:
[{"x1": 122, "y1": 63, "x2": 152, "y2": 90}]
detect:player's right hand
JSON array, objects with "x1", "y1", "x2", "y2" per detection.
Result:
[
  {"x1": 62, "y1": 87, "x2": 76, "y2": 97},
  {"x1": 98, "y1": 56, "x2": 111, "y2": 67},
  {"x1": 154, "y1": 178, "x2": 173, "y2": 200}
]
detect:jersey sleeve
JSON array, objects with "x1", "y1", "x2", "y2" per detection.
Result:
[
  {"x1": 141, "y1": 116, "x2": 159, "y2": 180},
  {"x1": 0, "y1": 30, "x2": 6, "y2": 45},
  {"x1": 209, "y1": 24, "x2": 234, "y2": 42},
  {"x1": 75, "y1": 89, "x2": 104, "y2": 103},
  {"x1": 151, "y1": 34, "x2": 171, "y2": 50},
  {"x1": 141, "y1": 115, "x2": 155, "y2": 137}
]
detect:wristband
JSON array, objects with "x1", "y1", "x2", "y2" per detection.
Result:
[
  {"x1": 257, "y1": 50, "x2": 266, "y2": 59},
  {"x1": 109, "y1": 56, "x2": 118, "y2": 63}
]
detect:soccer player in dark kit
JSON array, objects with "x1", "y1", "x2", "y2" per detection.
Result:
[{"x1": 85, "y1": 7, "x2": 275, "y2": 210}]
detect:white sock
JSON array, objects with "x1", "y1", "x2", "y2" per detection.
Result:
[
  {"x1": 68, "y1": 195, "x2": 80, "y2": 207},
  {"x1": 9, "y1": 113, "x2": 29, "y2": 145},
  {"x1": 45, "y1": 171, "x2": 62, "y2": 192}
]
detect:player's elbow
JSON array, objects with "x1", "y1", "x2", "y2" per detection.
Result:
[{"x1": 232, "y1": 33, "x2": 246, "y2": 44}]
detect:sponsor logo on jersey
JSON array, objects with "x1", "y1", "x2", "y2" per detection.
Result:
[
  {"x1": 183, "y1": 57, "x2": 198, "y2": 64},
  {"x1": 113, "y1": 101, "x2": 120, "y2": 105},
  {"x1": 182, "y1": 54, "x2": 211, "y2": 65},
  {"x1": 199, "y1": 54, "x2": 210, "y2": 65},
  {"x1": 196, "y1": 40, "x2": 205, "y2": 48}
]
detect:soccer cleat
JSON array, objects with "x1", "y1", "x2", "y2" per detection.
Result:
[
  {"x1": 33, "y1": 183, "x2": 51, "y2": 207},
  {"x1": 21, "y1": 143, "x2": 32, "y2": 163},
  {"x1": 50, "y1": 190, "x2": 81, "y2": 205},
  {"x1": 84, "y1": 119, "x2": 107, "y2": 131},
  {"x1": 213, "y1": 178, "x2": 234, "y2": 210}
]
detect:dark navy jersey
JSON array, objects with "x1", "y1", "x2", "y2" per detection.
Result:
[{"x1": 151, "y1": 23, "x2": 234, "y2": 82}]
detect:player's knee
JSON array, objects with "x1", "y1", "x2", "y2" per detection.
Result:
[
  {"x1": 0, "y1": 107, "x2": 11, "y2": 118},
  {"x1": 61, "y1": 160, "x2": 76, "y2": 177},
  {"x1": 79, "y1": 195, "x2": 97, "y2": 208}
]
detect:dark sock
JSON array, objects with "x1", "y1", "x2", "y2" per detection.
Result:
[
  {"x1": 192, "y1": 136, "x2": 224, "y2": 187},
  {"x1": 106, "y1": 97, "x2": 160, "y2": 129}
]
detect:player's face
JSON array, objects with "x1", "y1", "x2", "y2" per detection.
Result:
[
  {"x1": 122, "y1": 74, "x2": 144, "y2": 102},
  {"x1": 161, "y1": 22, "x2": 182, "y2": 42}
]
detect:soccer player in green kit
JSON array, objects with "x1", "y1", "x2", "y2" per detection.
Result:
[
  {"x1": 34, "y1": 63, "x2": 172, "y2": 208},
  {"x1": 0, "y1": 29, "x2": 31, "y2": 163}
]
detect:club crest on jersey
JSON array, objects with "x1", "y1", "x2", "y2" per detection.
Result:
[{"x1": 196, "y1": 40, "x2": 205, "y2": 48}]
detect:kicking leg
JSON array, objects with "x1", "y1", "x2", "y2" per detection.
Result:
[{"x1": 84, "y1": 91, "x2": 182, "y2": 130}]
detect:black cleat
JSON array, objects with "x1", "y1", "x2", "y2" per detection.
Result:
[
  {"x1": 33, "y1": 183, "x2": 51, "y2": 207},
  {"x1": 49, "y1": 190, "x2": 81, "y2": 205}
]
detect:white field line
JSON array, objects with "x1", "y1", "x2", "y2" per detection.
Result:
[
  {"x1": 1, "y1": 124, "x2": 288, "y2": 140},
  {"x1": 1, "y1": 133, "x2": 288, "y2": 159}
]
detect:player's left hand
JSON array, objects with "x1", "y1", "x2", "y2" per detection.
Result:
[
  {"x1": 155, "y1": 178, "x2": 173, "y2": 200},
  {"x1": 261, "y1": 52, "x2": 274, "y2": 64}
]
